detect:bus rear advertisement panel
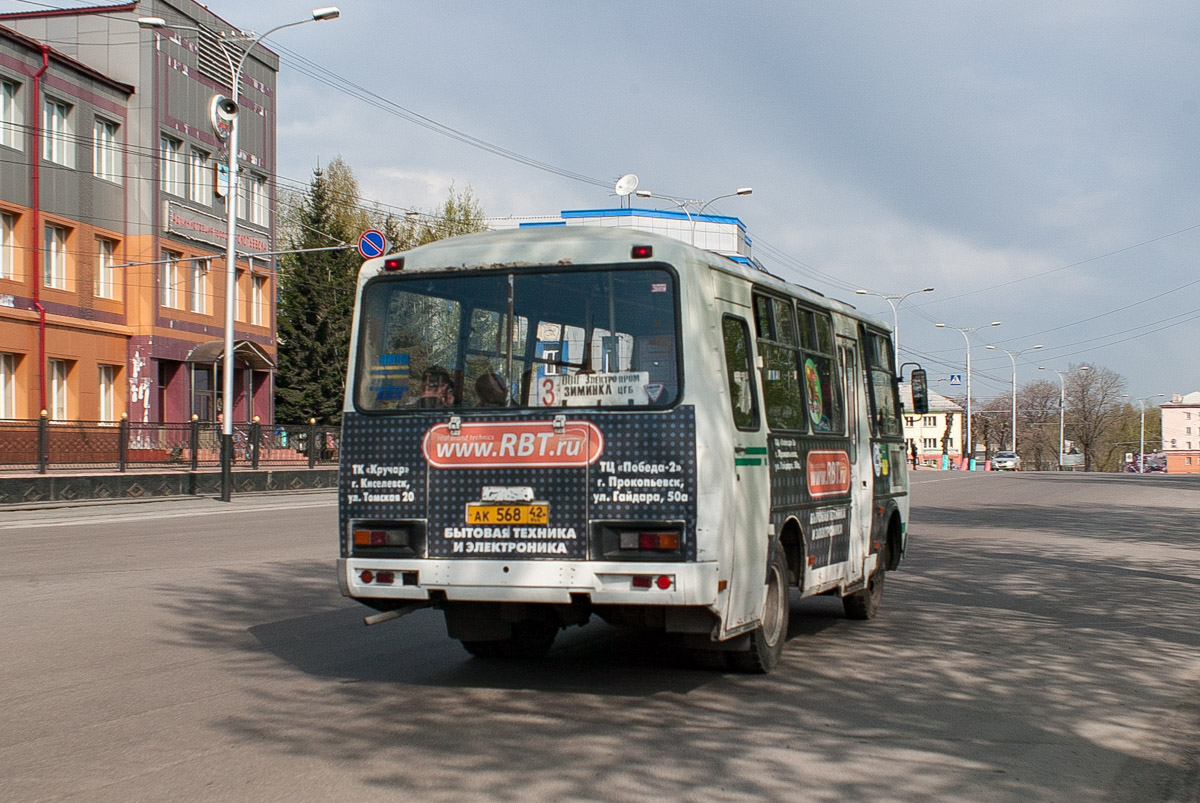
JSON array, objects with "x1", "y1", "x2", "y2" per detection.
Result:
[{"x1": 340, "y1": 407, "x2": 698, "y2": 562}]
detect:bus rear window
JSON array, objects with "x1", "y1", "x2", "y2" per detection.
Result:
[{"x1": 355, "y1": 267, "x2": 680, "y2": 411}]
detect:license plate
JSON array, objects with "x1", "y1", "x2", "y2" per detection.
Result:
[{"x1": 465, "y1": 503, "x2": 549, "y2": 525}]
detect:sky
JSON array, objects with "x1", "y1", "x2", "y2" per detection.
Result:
[{"x1": 10, "y1": 0, "x2": 1200, "y2": 402}]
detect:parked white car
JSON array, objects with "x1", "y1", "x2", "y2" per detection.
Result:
[{"x1": 993, "y1": 451, "x2": 1021, "y2": 471}]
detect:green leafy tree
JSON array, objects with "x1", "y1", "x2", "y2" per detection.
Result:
[{"x1": 392, "y1": 184, "x2": 487, "y2": 250}]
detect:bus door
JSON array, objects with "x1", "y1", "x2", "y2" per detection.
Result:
[
  {"x1": 717, "y1": 308, "x2": 771, "y2": 633},
  {"x1": 838, "y1": 336, "x2": 872, "y2": 587}
]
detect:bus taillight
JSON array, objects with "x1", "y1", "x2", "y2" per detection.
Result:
[{"x1": 619, "y1": 531, "x2": 679, "y2": 551}]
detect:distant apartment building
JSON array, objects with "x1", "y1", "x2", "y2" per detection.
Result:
[
  {"x1": 0, "y1": 1, "x2": 278, "y2": 425},
  {"x1": 899, "y1": 383, "x2": 963, "y2": 466},
  {"x1": 1162, "y1": 391, "x2": 1200, "y2": 474}
]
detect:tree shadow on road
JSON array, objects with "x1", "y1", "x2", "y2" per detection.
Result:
[{"x1": 149, "y1": 521, "x2": 1200, "y2": 802}]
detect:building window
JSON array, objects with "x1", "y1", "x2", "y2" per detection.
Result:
[
  {"x1": 95, "y1": 238, "x2": 117, "y2": 300},
  {"x1": 49, "y1": 359, "x2": 68, "y2": 421},
  {"x1": 1187, "y1": 457, "x2": 1193, "y2": 466},
  {"x1": 1188, "y1": 427, "x2": 1193, "y2": 435},
  {"x1": 233, "y1": 269, "x2": 244, "y2": 321},
  {"x1": 43, "y1": 98, "x2": 73, "y2": 167},
  {"x1": 93, "y1": 118, "x2": 120, "y2": 183},
  {"x1": 189, "y1": 149, "x2": 211, "y2": 204},
  {"x1": 248, "y1": 174, "x2": 268, "y2": 226},
  {"x1": 0, "y1": 352, "x2": 15, "y2": 418},
  {"x1": 904, "y1": 416, "x2": 915, "y2": 427},
  {"x1": 44, "y1": 225, "x2": 68, "y2": 289},
  {"x1": 98, "y1": 364, "x2": 118, "y2": 422},
  {"x1": 0, "y1": 79, "x2": 20, "y2": 150},
  {"x1": 251, "y1": 274, "x2": 267, "y2": 325},
  {"x1": 1, "y1": 212, "x2": 15, "y2": 280},
  {"x1": 924, "y1": 415, "x2": 936, "y2": 426},
  {"x1": 923, "y1": 438, "x2": 937, "y2": 449},
  {"x1": 160, "y1": 135, "x2": 184, "y2": 196},
  {"x1": 160, "y1": 250, "x2": 180, "y2": 309},
  {"x1": 190, "y1": 258, "x2": 209, "y2": 314}
]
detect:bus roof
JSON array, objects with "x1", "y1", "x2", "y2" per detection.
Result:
[{"x1": 360, "y1": 227, "x2": 892, "y2": 333}]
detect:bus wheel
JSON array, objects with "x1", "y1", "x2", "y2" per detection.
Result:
[
  {"x1": 729, "y1": 541, "x2": 789, "y2": 674},
  {"x1": 843, "y1": 564, "x2": 885, "y2": 620},
  {"x1": 459, "y1": 620, "x2": 557, "y2": 659}
]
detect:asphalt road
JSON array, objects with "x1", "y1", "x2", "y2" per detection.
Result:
[{"x1": 1, "y1": 473, "x2": 1197, "y2": 802}]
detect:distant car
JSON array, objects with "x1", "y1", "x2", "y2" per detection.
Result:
[{"x1": 993, "y1": 451, "x2": 1021, "y2": 471}]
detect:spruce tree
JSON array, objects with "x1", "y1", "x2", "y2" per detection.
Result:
[{"x1": 275, "y1": 161, "x2": 363, "y2": 424}]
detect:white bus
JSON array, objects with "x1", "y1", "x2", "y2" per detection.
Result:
[{"x1": 337, "y1": 226, "x2": 928, "y2": 672}]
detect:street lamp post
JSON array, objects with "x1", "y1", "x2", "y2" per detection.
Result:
[
  {"x1": 936, "y1": 320, "x2": 1001, "y2": 466},
  {"x1": 856, "y1": 287, "x2": 934, "y2": 368},
  {"x1": 634, "y1": 188, "x2": 752, "y2": 247},
  {"x1": 1121, "y1": 393, "x2": 1165, "y2": 472},
  {"x1": 986, "y1": 343, "x2": 1042, "y2": 453},
  {"x1": 140, "y1": 8, "x2": 340, "y2": 502},
  {"x1": 1039, "y1": 365, "x2": 1090, "y2": 470}
]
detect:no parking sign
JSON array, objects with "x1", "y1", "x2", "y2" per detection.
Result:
[{"x1": 357, "y1": 229, "x2": 388, "y2": 260}]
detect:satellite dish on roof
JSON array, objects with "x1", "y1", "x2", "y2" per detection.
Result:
[{"x1": 614, "y1": 174, "x2": 639, "y2": 196}]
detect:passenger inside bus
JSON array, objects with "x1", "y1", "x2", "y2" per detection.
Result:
[
  {"x1": 474, "y1": 371, "x2": 509, "y2": 406},
  {"x1": 415, "y1": 366, "x2": 455, "y2": 408}
]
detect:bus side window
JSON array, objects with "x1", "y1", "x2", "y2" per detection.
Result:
[{"x1": 722, "y1": 316, "x2": 760, "y2": 431}]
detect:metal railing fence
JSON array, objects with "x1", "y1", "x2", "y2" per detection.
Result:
[{"x1": 0, "y1": 417, "x2": 340, "y2": 473}]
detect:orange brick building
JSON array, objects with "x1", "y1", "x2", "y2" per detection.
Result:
[{"x1": 1, "y1": 2, "x2": 278, "y2": 425}]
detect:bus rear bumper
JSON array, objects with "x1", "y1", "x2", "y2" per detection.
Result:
[{"x1": 339, "y1": 557, "x2": 720, "y2": 607}]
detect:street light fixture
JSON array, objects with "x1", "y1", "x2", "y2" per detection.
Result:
[
  {"x1": 139, "y1": 7, "x2": 341, "y2": 503},
  {"x1": 634, "y1": 187, "x2": 752, "y2": 247},
  {"x1": 986, "y1": 343, "x2": 1042, "y2": 453},
  {"x1": 1039, "y1": 365, "x2": 1090, "y2": 470},
  {"x1": 856, "y1": 287, "x2": 934, "y2": 367},
  {"x1": 936, "y1": 320, "x2": 1001, "y2": 466},
  {"x1": 1120, "y1": 393, "x2": 1166, "y2": 472}
]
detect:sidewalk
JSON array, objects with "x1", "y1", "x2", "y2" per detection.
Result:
[{"x1": 0, "y1": 465, "x2": 338, "y2": 507}]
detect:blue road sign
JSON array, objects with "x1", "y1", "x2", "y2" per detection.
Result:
[
  {"x1": 358, "y1": 229, "x2": 388, "y2": 260},
  {"x1": 949, "y1": 374, "x2": 963, "y2": 386}
]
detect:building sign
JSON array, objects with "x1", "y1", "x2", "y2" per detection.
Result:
[{"x1": 164, "y1": 202, "x2": 270, "y2": 254}]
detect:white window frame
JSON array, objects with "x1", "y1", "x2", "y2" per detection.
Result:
[
  {"x1": 1, "y1": 212, "x2": 15, "y2": 280},
  {"x1": 0, "y1": 352, "x2": 15, "y2": 419},
  {"x1": 160, "y1": 135, "x2": 184, "y2": 196},
  {"x1": 189, "y1": 149, "x2": 212, "y2": 205},
  {"x1": 160, "y1": 251, "x2": 179, "y2": 309},
  {"x1": 49, "y1": 358, "x2": 68, "y2": 421},
  {"x1": 95, "y1": 238, "x2": 116, "y2": 299},
  {"x1": 93, "y1": 118, "x2": 120, "y2": 183},
  {"x1": 44, "y1": 224, "x2": 67, "y2": 289},
  {"x1": 233, "y1": 268, "x2": 244, "y2": 321},
  {"x1": 43, "y1": 97, "x2": 73, "y2": 167},
  {"x1": 98, "y1": 364, "x2": 117, "y2": 422},
  {"x1": 251, "y1": 273, "x2": 267, "y2": 325},
  {"x1": 1, "y1": 78, "x2": 20, "y2": 151},
  {"x1": 237, "y1": 174, "x2": 248, "y2": 221},
  {"x1": 248, "y1": 174, "x2": 268, "y2": 226},
  {"x1": 190, "y1": 258, "x2": 209, "y2": 314}
]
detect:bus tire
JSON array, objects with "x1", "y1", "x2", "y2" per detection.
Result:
[
  {"x1": 729, "y1": 541, "x2": 789, "y2": 674},
  {"x1": 459, "y1": 620, "x2": 557, "y2": 659},
  {"x1": 843, "y1": 562, "x2": 885, "y2": 620}
]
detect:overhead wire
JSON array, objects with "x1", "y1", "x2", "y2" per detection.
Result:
[{"x1": 7, "y1": 5, "x2": 1200, "y2": 378}]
